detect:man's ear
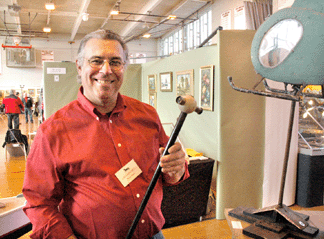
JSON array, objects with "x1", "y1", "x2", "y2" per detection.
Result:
[
  {"x1": 76, "y1": 59, "x2": 82, "y2": 75},
  {"x1": 76, "y1": 60, "x2": 83, "y2": 84}
]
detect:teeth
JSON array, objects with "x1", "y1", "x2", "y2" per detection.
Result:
[{"x1": 97, "y1": 80, "x2": 113, "y2": 84}]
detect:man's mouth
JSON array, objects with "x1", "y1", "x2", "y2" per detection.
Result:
[{"x1": 95, "y1": 79, "x2": 115, "y2": 84}]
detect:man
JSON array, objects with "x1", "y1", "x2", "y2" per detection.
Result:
[
  {"x1": 2, "y1": 89, "x2": 24, "y2": 129},
  {"x1": 23, "y1": 30, "x2": 189, "y2": 239},
  {"x1": 22, "y1": 93, "x2": 34, "y2": 123}
]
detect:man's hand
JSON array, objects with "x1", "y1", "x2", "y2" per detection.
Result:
[{"x1": 159, "y1": 142, "x2": 186, "y2": 184}]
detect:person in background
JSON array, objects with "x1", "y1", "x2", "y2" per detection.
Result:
[
  {"x1": 23, "y1": 29, "x2": 189, "y2": 239},
  {"x1": 2, "y1": 89, "x2": 24, "y2": 129},
  {"x1": 22, "y1": 93, "x2": 34, "y2": 123},
  {"x1": 16, "y1": 92, "x2": 23, "y2": 114}
]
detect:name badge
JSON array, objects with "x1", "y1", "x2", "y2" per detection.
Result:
[{"x1": 115, "y1": 159, "x2": 142, "y2": 187}]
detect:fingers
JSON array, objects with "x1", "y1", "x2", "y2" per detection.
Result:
[{"x1": 159, "y1": 142, "x2": 186, "y2": 174}]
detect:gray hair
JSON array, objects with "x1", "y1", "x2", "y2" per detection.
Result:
[
  {"x1": 77, "y1": 29, "x2": 129, "y2": 66},
  {"x1": 9, "y1": 89, "x2": 15, "y2": 95}
]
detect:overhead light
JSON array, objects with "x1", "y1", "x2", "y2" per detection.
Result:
[
  {"x1": 45, "y1": 2, "x2": 55, "y2": 11},
  {"x1": 143, "y1": 33, "x2": 151, "y2": 38},
  {"x1": 167, "y1": 15, "x2": 177, "y2": 20},
  {"x1": 82, "y1": 13, "x2": 89, "y2": 21},
  {"x1": 110, "y1": 9, "x2": 119, "y2": 15},
  {"x1": 43, "y1": 26, "x2": 52, "y2": 33},
  {"x1": 111, "y1": 3, "x2": 120, "y2": 15}
]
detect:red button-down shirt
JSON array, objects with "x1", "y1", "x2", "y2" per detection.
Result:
[{"x1": 23, "y1": 88, "x2": 189, "y2": 239}]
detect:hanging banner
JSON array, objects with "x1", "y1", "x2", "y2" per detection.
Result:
[
  {"x1": 234, "y1": 6, "x2": 246, "y2": 30},
  {"x1": 221, "y1": 10, "x2": 232, "y2": 30}
]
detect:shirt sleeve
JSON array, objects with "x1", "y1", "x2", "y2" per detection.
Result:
[
  {"x1": 162, "y1": 160, "x2": 190, "y2": 187},
  {"x1": 22, "y1": 127, "x2": 74, "y2": 239}
]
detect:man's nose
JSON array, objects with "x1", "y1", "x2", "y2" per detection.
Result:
[{"x1": 99, "y1": 60, "x2": 113, "y2": 74}]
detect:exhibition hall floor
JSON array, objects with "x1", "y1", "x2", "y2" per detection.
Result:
[{"x1": 0, "y1": 114, "x2": 323, "y2": 239}]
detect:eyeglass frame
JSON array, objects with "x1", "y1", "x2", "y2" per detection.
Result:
[{"x1": 87, "y1": 57, "x2": 126, "y2": 71}]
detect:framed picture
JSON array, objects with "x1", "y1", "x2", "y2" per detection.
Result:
[
  {"x1": 148, "y1": 74, "x2": 157, "y2": 92},
  {"x1": 28, "y1": 89, "x2": 35, "y2": 98},
  {"x1": 176, "y1": 70, "x2": 194, "y2": 96},
  {"x1": 149, "y1": 92, "x2": 157, "y2": 109},
  {"x1": 160, "y1": 72, "x2": 173, "y2": 92},
  {"x1": 199, "y1": 65, "x2": 214, "y2": 111}
]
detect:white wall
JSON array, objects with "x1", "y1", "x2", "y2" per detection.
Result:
[
  {"x1": 0, "y1": 0, "x2": 249, "y2": 90},
  {"x1": 0, "y1": 38, "x2": 79, "y2": 90},
  {"x1": 211, "y1": 0, "x2": 248, "y2": 44},
  {"x1": 0, "y1": 37, "x2": 158, "y2": 91}
]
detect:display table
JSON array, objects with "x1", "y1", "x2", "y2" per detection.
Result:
[
  {"x1": 162, "y1": 217, "x2": 231, "y2": 239},
  {"x1": 162, "y1": 158, "x2": 215, "y2": 228},
  {"x1": 225, "y1": 208, "x2": 324, "y2": 238},
  {"x1": 0, "y1": 195, "x2": 31, "y2": 238}
]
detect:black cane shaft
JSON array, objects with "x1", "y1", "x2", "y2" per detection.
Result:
[
  {"x1": 278, "y1": 100, "x2": 296, "y2": 207},
  {"x1": 126, "y1": 112, "x2": 188, "y2": 239}
]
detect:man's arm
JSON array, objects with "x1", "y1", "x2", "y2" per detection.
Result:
[
  {"x1": 17, "y1": 98, "x2": 24, "y2": 111},
  {"x1": 159, "y1": 142, "x2": 188, "y2": 184},
  {"x1": 23, "y1": 128, "x2": 74, "y2": 238}
]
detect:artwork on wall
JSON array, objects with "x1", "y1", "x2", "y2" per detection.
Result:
[
  {"x1": 176, "y1": 70, "x2": 194, "y2": 97},
  {"x1": 199, "y1": 65, "x2": 214, "y2": 111},
  {"x1": 148, "y1": 74, "x2": 157, "y2": 92},
  {"x1": 149, "y1": 92, "x2": 157, "y2": 109},
  {"x1": 28, "y1": 89, "x2": 35, "y2": 98},
  {"x1": 160, "y1": 72, "x2": 173, "y2": 92}
]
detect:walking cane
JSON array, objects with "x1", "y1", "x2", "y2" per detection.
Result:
[{"x1": 126, "y1": 95, "x2": 203, "y2": 239}]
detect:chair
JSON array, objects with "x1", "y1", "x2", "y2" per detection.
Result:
[{"x1": 3, "y1": 129, "x2": 28, "y2": 160}]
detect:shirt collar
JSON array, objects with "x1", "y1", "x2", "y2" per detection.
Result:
[{"x1": 77, "y1": 86, "x2": 126, "y2": 118}]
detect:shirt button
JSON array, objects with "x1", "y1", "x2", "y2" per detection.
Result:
[
  {"x1": 136, "y1": 194, "x2": 140, "y2": 198},
  {"x1": 96, "y1": 117, "x2": 99, "y2": 121},
  {"x1": 141, "y1": 219, "x2": 145, "y2": 224},
  {"x1": 118, "y1": 143, "x2": 122, "y2": 147},
  {"x1": 110, "y1": 120, "x2": 112, "y2": 123}
]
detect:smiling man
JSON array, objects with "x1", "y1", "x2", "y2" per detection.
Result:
[{"x1": 22, "y1": 30, "x2": 189, "y2": 239}]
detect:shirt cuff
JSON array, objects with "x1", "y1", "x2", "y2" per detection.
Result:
[{"x1": 162, "y1": 160, "x2": 190, "y2": 187}]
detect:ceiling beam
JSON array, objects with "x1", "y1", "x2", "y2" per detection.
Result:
[
  {"x1": 10, "y1": 0, "x2": 21, "y2": 35},
  {"x1": 124, "y1": 0, "x2": 211, "y2": 42},
  {"x1": 119, "y1": 0, "x2": 165, "y2": 38},
  {"x1": 100, "y1": 0, "x2": 122, "y2": 29},
  {"x1": 120, "y1": 0, "x2": 196, "y2": 39},
  {"x1": 70, "y1": 0, "x2": 91, "y2": 41},
  {"x1": 20, "y1": 9, "x2": 79, "y2": 17}
]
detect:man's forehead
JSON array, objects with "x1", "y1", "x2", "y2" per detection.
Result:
[{"x1": 85, "y1": 39, "x2": 123, "y2": 54}]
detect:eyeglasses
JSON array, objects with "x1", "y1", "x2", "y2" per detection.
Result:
[{"x1": 87, "y1": 57, "x2": 125, "y2": 71}]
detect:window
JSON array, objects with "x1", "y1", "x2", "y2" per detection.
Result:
[{"x1": 160, "y1": 9, "x2": 212, "y2": 56}]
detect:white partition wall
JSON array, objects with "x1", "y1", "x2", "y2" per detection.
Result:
[{"x1": 43, "y1": 61, "x2": 79, "y2": 120}]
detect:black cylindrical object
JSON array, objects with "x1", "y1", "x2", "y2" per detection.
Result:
[{"x1": 296, "y1": 153, "x2": 324, "y2": 207}]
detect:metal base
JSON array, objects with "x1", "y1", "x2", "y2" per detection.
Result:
[{"x1": 229, "y1": 206, "x2": 322, "y2": 238}]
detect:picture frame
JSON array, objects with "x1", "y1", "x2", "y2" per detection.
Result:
[
  {"x1": 148, "y1": 74, "x2": 157, "y2": 92},
  {"x1": 160, "y1": 72, "x2": 173, "y2": 92},
  {"x1": 199, "y1": 65, "x2": 214, "y2": 111},
  {"x1": 149, "y1": 92, "x2": 157, "y2": 109},
  {"x1": 28, "y1": 89, "x2": 35, "y2": 98},
  {"x1": 176, "y1": 70, "x2": 194, "y2": 96}
]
